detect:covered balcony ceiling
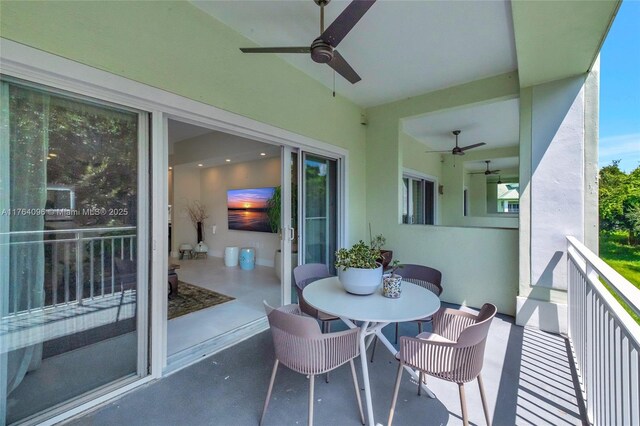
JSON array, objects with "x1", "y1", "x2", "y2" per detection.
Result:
[
  {"x1": 402, "y1": 98, "x2": 520, "y2": 152},
  {"x1": 192, "y1": 0, "x2": 518, "y2": 107},
  {"x1": 192, "y1": 0, "x2": 618, "y2": 108}
]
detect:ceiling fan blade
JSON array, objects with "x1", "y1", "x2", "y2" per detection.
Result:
[
  {"x1": 320, "y1": 0, "x2": 376, "y2": 48},
  {"x1": 327, "y1": 51, "x2": 361, "y2": 84},
  {"x1": 425, "y1": 150, "x2": 451, "y2": 153},
  {"x1": 459, "y1": 142, "x2": 486, "y2": 151},
  {"x1": 240, "y1": 47, "x2": 311, "y2": 54},
  {"x1": 490, "y1": 170, "x2": 501, "y2": 174}
]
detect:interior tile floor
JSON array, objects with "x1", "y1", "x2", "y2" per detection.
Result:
[
  {"x1": 69, "y1": 305, "x2": 586, "y2": 426},
  {"x1": 168, "y1": 256, "x2": 280, "y2": 356}
]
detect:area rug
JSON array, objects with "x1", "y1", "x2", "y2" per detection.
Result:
[{"x1": 168, "y1": 281, "x2": 235, "y2": 320}]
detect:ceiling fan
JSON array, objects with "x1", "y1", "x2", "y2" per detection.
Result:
[
  {"x1": 469, "y1": 160, "x2": 501, "y2": 175},
  {"x1": 239, "y1": 0, "x2": 376, "y2": 84},
  {"x1": 425, "y1": 130, "x2": 486, "y2": 156}
]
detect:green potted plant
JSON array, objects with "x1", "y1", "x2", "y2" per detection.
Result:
[
  {"x1": 369, "y1": 224, "x2": 393, "y2": 269},
  {"x1": 335, "y1": 241, "x2": 383, "y2": 295},
  {"x1": 382, "y1": 260, "x2": 403, "y2": 298},
  {"x1": 267, "y1": 186, "x2": 298, "y2": 278}
]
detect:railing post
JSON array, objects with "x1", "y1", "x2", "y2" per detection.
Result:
[{"x1": 75, "y1": 231, "x2": 83, "y2": 305}]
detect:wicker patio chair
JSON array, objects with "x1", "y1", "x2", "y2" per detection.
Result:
[{"x1": 260, "y1": 301, "x2": 365, "y2": 426}]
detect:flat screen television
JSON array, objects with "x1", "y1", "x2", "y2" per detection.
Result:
[{"x1": 227, "y1": 187, "x2": 276, "y2": 233}]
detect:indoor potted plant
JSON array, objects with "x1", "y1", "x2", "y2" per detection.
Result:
[
  {"x1": 382, "y1": 260, "x2": 403, "y2": 298},
  {"x1": 186, "y1": 200, "x2": 209, "y2": 255},
  {"x1": 335, "y1": 241, "x2": 383, "y2": 295}
]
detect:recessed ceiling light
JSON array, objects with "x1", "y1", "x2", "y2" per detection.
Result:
[
  {"x1": 198, "y1": 163, "x2": 203, "y2": 167},
  {"x1": 225, "y1": 159, "x2": 231, "y2": 162},
  {"x1": 169, "y1": 167, "x2": 173, "y2": 170},
  {"x1": 48, "y1": 153, "x2": 58, "y2": 158},
  {"x1": 260, "y1": 152, "x2": 266, "y2": 156}
]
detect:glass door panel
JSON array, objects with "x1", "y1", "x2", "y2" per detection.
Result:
[
  {"x1": 301, "y1": 153, "x2": 338, "y2": 273},
  {"x1": 0, "y1": 79, "x2": 148, "y2": 424}
]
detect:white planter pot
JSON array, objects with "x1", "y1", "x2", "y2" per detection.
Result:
[{"x1": 338, "y1": 264, "x2": 383, "y2": 295}]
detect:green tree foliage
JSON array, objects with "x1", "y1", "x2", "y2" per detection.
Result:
[{"x1": 599, "y1": 161, "x2": 640, "y2": 244}]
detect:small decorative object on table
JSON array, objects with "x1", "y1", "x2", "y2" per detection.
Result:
[
  {"x1": 382, "y1": 260, "x2": 403, "y2": 298},
  {"x1": 335, "y1": 241, "x2": 383, "y2": 295}
]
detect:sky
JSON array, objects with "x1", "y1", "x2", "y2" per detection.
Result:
[
  {"x1": 599, "y1": 1, "x2": 640, "y2": 172},
  {"x1": 227, "y1": 187, "x2": 275, "y2": 209}
]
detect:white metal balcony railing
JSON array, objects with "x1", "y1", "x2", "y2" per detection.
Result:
[
  {"x1": 567, "y1": 236, "x2": 640, "y2": 425},
  {"x1": 1, "y1": 227, "x2": 137, "y2": 353}
]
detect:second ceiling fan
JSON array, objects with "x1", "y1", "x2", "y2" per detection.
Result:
[
  {"x1": 425, "y1": 130, "x2": 486, "y2": 156},
  {"x1": 469, "y1": 160, "x2": 501, "y2": 175},
  {"x1": 239, "y1": 0, "x2": 376, "y2": 84}
]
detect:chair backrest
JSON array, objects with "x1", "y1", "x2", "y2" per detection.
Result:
[
  {"x1": 456, "y1": 303, "x2": 497, "y2": 348},
  {"x1": 401, "y1": 303, "x2": 497, "y2": 383},
  {"x1": 263, "y1": 301, "x2": 330, "y2": 374},
  {"x1": 293, "y1": 263, "x2": 331, "y2": 290},
  {"x1": 398, "y1": 264, "x2": 442, "y2": 296},
  {"x1": 293, "y1": 264, "x2": 331, "y2": 318}
]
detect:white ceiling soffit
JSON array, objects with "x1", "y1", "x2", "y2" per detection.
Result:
[
  {"x1": 169, "y1": 121, "x2": 280, "y2": 167},
  {"x1": 402, "y1": 98, "x2": 520, "y2": 151},
  {"x1": 191, "y1": 0, "x2": 517, "y2": 107},
  {"x1": 464, "y1": 156, "x2": 519, "y2": 172},
  {"x1": 168, "y1": 119, "x2": 217, "y2": 144}
]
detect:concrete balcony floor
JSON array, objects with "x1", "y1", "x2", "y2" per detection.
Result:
[{"x1": 70, "y1": 306, "x2": 585, "y2": 425}]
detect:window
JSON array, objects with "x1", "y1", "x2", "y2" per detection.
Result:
[
  {"x1": 496, "y1": 182, "x2": 520, "y2": 213},
  {"x1": 402, "y1": 173, "x2": 436, "y2": 224}
]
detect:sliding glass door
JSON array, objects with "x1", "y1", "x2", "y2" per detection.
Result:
[
  {"x1": 0, "y1": 78, "x2": 149, "y2": 425},
  {"x1": 300, "y1": 153, "x2": 338, "y2": 273}
]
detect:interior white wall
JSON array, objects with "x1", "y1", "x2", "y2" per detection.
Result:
[
  {"x1": 199, "y1": 157, "x2": 281, "y2": 267},
  {"x1": 172, "y1": 166, "x2": 202, "y2": 255}
]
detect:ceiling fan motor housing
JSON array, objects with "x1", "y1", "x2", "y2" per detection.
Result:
[{"x1": 310, "y1": 38, "x2": 334, "y2": 63}]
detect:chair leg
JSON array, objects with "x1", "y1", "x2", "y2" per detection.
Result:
[
  {"x1": 369, "y1": 336, "x2": 377, "y2": 363},
  {"x1": 394, "y1": 322, "x2": 399, "y2": 344},
  {"x1": 308, "y1": 375, "x2": 315, "y2": 426},
  {"x1": 349, "y1": 359, "x2": 365, "y2": 425},
  {"x1": 388, "y1": 362, "x2": 404, "y2": 426},
  {"x1": 418, "y1": 371, "x2": 422, "y2": 396},
  {"x1": 478, "y1": 374, "x2": 491, "y2": 426},
  {"x1": 458, "y1": 383, "x2": 469, "y2": 426},
  {"x1": 260, "y1": 360, "x2": 279, "y2": 426},
  {"x1": 319, "y1": 322, "x2": 331, "y2": 382},
  {"x1": 418, "y1": 321, "x2": 423, "y2": 334}
]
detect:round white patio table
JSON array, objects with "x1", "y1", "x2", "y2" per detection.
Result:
[{"x1": 304, "y1": 276, "x2": 440, "y2": 426}]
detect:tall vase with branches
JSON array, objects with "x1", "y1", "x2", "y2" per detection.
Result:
[{"x1": 186, "y1": 200, "x2": 209, "y2": 243}]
